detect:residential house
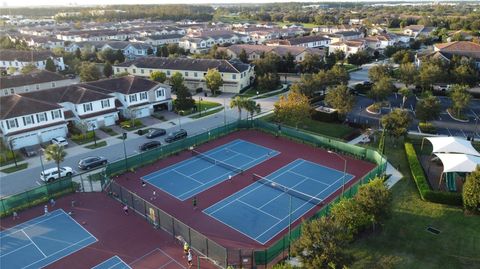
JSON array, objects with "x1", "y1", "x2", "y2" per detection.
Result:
[
  {"x1": 219, "y1": 44, "x2": 324, "y2": 62},
  {"x1": 11, "y1": 35, "x2": 65, "y2": 50},
  {"x1": 0, "y1": 70, "x2": 77, "y2": 97},
  {"x1": 113, "y1": 57, "x2": 254, "y2": 93},
  {"x1": 0, "y1": 94, "x2": 67, "y2": 149},
  {"x1": 416, "y1": 41, "x2": 480, "y2": 68},
  {"x1": 179, "y1": 31, "x2": 249, "y2": 53},
  {"x1": 334, "y1": 31, "x2": 364, "y2": 41},
  {"x1": 363, "y1": 34, "x2": 396, "y2": 50},
  {"x1": 312, "y1": 25, "x2": 360, "y2": 34},
  {"x1": 403, "y1": 25, "x2": 436, "y2": 39},
  {"x1": 328, "y1": 39, "x2": 367, "y2": 57},
  {"x1": 131, "y1": 34, "x2": 184, "y2": 46},
  {"x1": 0, "y1": 49, "x2": 65, "y2": 71},
  {"x1": 265, "y1": 35, "x2": 331, "y2": 48}
]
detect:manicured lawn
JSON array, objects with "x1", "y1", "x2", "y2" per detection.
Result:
[
  {"x1": 84, "y1": 141, "x2": 107, "y2": 149},
  {"x1": 178, "y1": 100, "x2": 222, "y2": 116},
  {"x1": 71, "y1": 136, "x2": 101, "y2": 145},
  {"x1": 239, "y1": 85, "x2": 284, "y2": 98},
  {"x1": 1, "y1": 163, "x2": 28, "y2": 173},
  {"x1": 190, "y1": 107, "x2": 224, "y2": 119},
  {"x1": 100, "y1": 127, "x2": 118, "y2": 136},
  {"x1": 387, "y1": 27, "x2": 404, "y2": 34},
  {"x1": 350, "y1": 136, "x2": 480, "y2": 269}
]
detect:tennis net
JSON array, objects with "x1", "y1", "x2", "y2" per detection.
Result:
[
  {"x1": 252, "y1": 174, "x2": 323, "y2": 205},
  {"x1": 192, "y1": 149, "x2": 243, "y2": 174}
]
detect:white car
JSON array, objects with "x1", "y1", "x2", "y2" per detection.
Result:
[
  {"x1": 40, "y1": 167, "x2": 73, "y2": 182},
  {"x1": 51, "y1": 137, "x2": 68, "y2": 147}
]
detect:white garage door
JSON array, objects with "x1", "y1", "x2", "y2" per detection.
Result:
[
  {"x1": 136, "y1": 108, "x2": 150, "y2": 118},
  {"x1": 11, "y1": 133, "x2": 39, "y2": 150},
  {"x1": 40, "y1": 126, "x2": 66, "y2": 143},
  {"x1": 103, "y1": 115, "x2": 115, "y2": 126}
]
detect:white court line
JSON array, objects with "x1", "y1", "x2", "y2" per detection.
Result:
[
  {"x1": 61, "y1": 209, "x2": 99, "y2": 242},
  {"x1": 92, "y1": 256, "x2": 132, "y2": 269},
  {"x1": 21, "y1": 230, "x2": 47, "y2": 258},
  {"x1": 206, "y1": 160, "x2": 306, "y2": 215},
  {"x1": 288, "y1": 170, "x2": 331, "y2": 187},
  {"x1": 0, "y1": 243, "x2": 33, "y2": 258},
  {"x1": 173, "y1": 169, "x2": 204, "y2": 185},
  {"x1": 158, "y1": 260, "x2": 174, "y2": 269},
  {"x1": 0, "y1": 210, "x2": 65, "y2": 239},
  {"x1": 142, "y1": 140, "x2": 245, "y2": 179},
  {"x1": 177, "y1": 150, "x2": 278, "y2": 200},
  {"x1": 130, "y1": 248, "x2": 186, "y2": 269},
  {"x1": 237, "y1": 200, "x2": 281, "y2": 221},
  {"x1": 297, "y1": 159, "x2": 355, "y2": 180},
  {"x1": 21, "y1": 236, "x2": 96, "y2": 269}
]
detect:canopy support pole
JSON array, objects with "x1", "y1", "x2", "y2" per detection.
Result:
[{"x1": 438, "y1": 172, "x2": 444, "y2": 190}]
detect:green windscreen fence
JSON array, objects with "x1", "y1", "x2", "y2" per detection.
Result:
[
  {"x1": 0, "y1": 177, "x2": 74, "y2": 216},
  {"x1": 100, "y1": 119, "x2": 387, "y2": 268}
]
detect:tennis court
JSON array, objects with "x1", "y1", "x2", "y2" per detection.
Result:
[
  {"x1": 92, "y1": 256, "x2": 131, "y2": 269},
  {"x1": 204, "y1": 159, "x2": 354, "y2": 244},
  {"x1": 0, "y1": 209, "x2": 97, "y2": 269},
  {"x1": 129, "y1": 248, "x2": 186, "y2": 269},
  {"x1": 142, "y1": 139, "x2": 278, "y2": 201}
]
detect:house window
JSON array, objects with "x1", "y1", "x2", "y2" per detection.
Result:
[
  {"x1": 167, "y1": 70, "x2": 170, "y2": 75},
  {"x1": 52, "y1": 110, "x2": 62, "y2": 119},
  {"x1": 7, "y1": 119, "x2": 18, "y2": 129},
  {"x1": 185, "y1": 72, "x2": 188, "y2": 77},
  {"x1": 51, "y1": 82, "x2": 56, "y2": 88},
  {"x1": 129, "y1": 94, "x2": 137, "y2": 102},
  {"x1": 132, "y1": 69, "x2": 136, "y2": 74},
  {"x1": 23, "y1": 115, "x2": 34, "y2": 125},
  {"x1": 232, "y1": 74, "x2": 236, "y2": 79},
  {"x1": 140, "y1": 92, "x2": 147, "y2": 100},
  {"x1": 83, "y1": 103, "x2": 93, "y2": 112},
  {"x1": 3, "y1": 90, "x2": 7, "y2": 95},
  {"x1": 156, "y1": 89, "x2": 165, "y2": 98},
  {"x1": 101, "y1": 99, "x2": 110, "y2": 108},
  {"x1": 10, "y1": 89, "x2": 14, "y2": 94},
  {"x1": 141, "y1": 69, "x2": 144, "y2": 74},
  {"x1": 124, "y1": 68, "x2": 128, "y2": 72},
  {"x1": 36, "y1": 84, "x2": 40, "y2": 90},
  {"x1": 37, "y1": 113, "x2": 47, "y2": 122},
  {"x1": 194, "y1": 72, "x2": 198, "y2": 77},
  {"x1": 116, "y1": 68, "x2": 120, "y2": 72}
]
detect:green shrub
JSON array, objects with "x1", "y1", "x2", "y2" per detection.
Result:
[
  {"x1": 71, "y1": 131, "x2": 95, "y2": 141},
  {"x1": 404, "y1": 142, "x2": 462, "y2": 206},
  {"x1": 419, "y1": 122, "x2": 436, "y2": 134},
  {"x1": 120, "y1": 119, "x2": 142, "y2": 129}
]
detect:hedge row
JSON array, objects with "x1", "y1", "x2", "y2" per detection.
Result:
[{"x1": 404, "y1": 142, "x2": 462, "y2": 206}]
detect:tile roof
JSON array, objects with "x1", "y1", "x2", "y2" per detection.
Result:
[
  {"x1": 0, "y1": 49, "x2": 55, "y2": 62},
  {"x1": 222, "y1": 44, "x2": 323, "y2": 58},
  {"x1": 115, "y1": 57, "x2": 251, "y2": 73},
  {"x1": 0, "y1": 94, "x2": 63, "y2": 119},
  {"x1": 0, "y1": 70, "x2": 69, "y2": 89},
  {"x1": 435, "y1": 41, "x2": 480, "y2": 59}
]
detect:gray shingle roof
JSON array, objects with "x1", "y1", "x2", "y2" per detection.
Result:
[
  {"x1": 0, "y1": 70, "x2": 68, "y2": 89},
  {"x1": 0, "y1": 94, "x2": 63, "y2": 119},
  {"x1": 115, "y1": 57, "x2": 251, "y2": 73},
  {"x1": 0, "y1": 49, "x2": 55, "y2": 62}
]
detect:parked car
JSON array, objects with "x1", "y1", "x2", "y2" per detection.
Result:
[
  {"x1": 146, "y1": 128, "x2": 167, "y2": 139},
  {"x1": 165, "y1": 129, "x2": 188, "y2": 143},
  {"x1": 139, "y1": 141, "x2": 162, "y2": 151},
  {"x1": 21, "y1": 146, "x2": 38, "y2": 157},
  {"x1": 40, "y1": 167, "x2": 73, "y2": 182},
  {"x1": 78, "y1": 156, "x2": 108, "y2": 170},
  {"x1": 51, "y1": 137, "x2": 68, "y2": 147}
]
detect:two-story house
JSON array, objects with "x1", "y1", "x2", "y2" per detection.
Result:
[
  {"x1": 113, "y1": 57, "x2": 254, "y2": 93},
  {"x1": 329, "y1": 39, "x2": 367, "y2": 57},
  {"x1": 265, "y1": 35, "x2": 331, "y2": 48},
  {"x1": 219, "y1": 44, "x2": 324, "y2": 62},
  {"x1": 131, "y1": 34, "x2": 184, "y2": 46},
  {"x1": 416, "y1": 41, "x2": 480, "y2": 69},
  {"x1": 0, "y1": 70, "x2": 77, "y2": 97},
  {"x1": 0, "y1": 49, "x2": 65, "y2": 71},
  {"x1": 0, "y1": 94, "x2": 67, "y2": 149},
  {"x1": 179, "y1": 31, "x2": 249, "y2": 54}
]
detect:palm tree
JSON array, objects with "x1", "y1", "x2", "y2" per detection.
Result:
[
  {"x1": 44, "y1": 144, "x2": 67, "y2": 177},
  {"x1": 230, "y1": 96, "x2": 247, "y2": 120},
  {"x1": 398, "y1": 87, "x2": 411, "y2": 109},
  {"x1": 244, "y1": 99, "x2": 261, "y2": 121}
]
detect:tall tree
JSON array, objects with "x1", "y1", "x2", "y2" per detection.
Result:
[
  {"x1": 463, "y1": 165, "x2": 480, "y2": 213},
  {"x1": 454, "y1": 63, "x2": 478, "y2": 86},
  {"x1": 204, "y1": 69, "x2": 224, "y2": 96},
  {"x1": 274, "y1": 88, "x2": 311, "y2": 128},
  {"x1": 175, "y1": 84, "x2": 195, "y2": 111},
  {"x1": 150, "y1": 71, "x2": 167, "y2": 83},
  {"x1": 230, "y1": 96, "x2": 247, "y2": 120},
  {"x1": 79, "y1": 62, "x2": 100, "y2": 82},
  {"x1": 330, "y1": 198, "x2": 370, "y2": 240},
  {"x1": 243, "y1": 99, "x2": 261, "y2": 121},
  {"x1": 328, "y1": 65, "x2": 350, "y2": 85},
  {"x1": 44, "y1": 144, "x2": 67, "y2": 181},
  {"x1": 354, "y1": 177, "x2": 392, "y2": 231},
  {"x1": 369, "y1": 76, "x2": 395, "y2": 102},
  {"x1": 300, "y1": 53, "x2": 323, "y2": 73},
  {"x1": 324, "y1": 85, "x2": 355, "y2": 116},
  {"x1": 415, "y1": 93, "x2": 441, "y2": 122},
  {"x1": 398, "y1": 62, "x2": 418, "y2": 88},
  {"x1": 381, "y1": 109, "x2": 411, "y2": 141},
  {"x1": 75, "y1": 47, "x2": 81, "y2": 59},
  {"x1": 398, "y1": 87, "x2": 412, "y2": 109},
  {"x1": 45, "y1": 58, "x2": 56, "y2": 72},
  {"x1": 283, "y1": 52, "x2": 296, "y2": 73},
  {"x1": 418, "y1": 60, "x2": 445, "y2": 90},
  {"x1": 238, "y1": 49, "x2": 248, "y2": 63},
  {"x1": 368, "y1": 64, "x2": 392, "y2": 82},
  {"x1": 103, "y1": 62, "x2": 113, "y2": 78},
  {"x1": 169, "y1": 71, "x2": 185, "y2": 90},
  {"x1": 115, "y1": 49, "x2": 125, "y2": 63},
  {"x1": 293, "y1": 217, "x2": 349, "y2": 269},
  {"x1": 347, "y1": 51, "x2": 371, "y2": 66},
  {"x1": 257, "y1": 73, "x2": 280, "y2": 92},
  {"x1": 21, "y1": 64, "x2": 37, "y2": 74},
  {"x1": 146, "y1": 47, "x2": 154, "y2": 55},
  {"x1": 449, "y1": 84, "x2": 472, "y2": 117}
]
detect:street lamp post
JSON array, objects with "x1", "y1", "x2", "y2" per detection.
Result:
[
  {"x1": 223, "y1": 98, "x2": 227, "y2": 127},
  {"x1": 328, "y1": 150, "x2": 347, "y2": 197},
  {"x1": 8, "y1": 138, "x2": 18, "y2": 167},
  {"x1": 39, "y1": 148, "x2": 45, "y2": 173},
  {"x1": 89, "y1": 123, "x2": 97, "y2": 147},
  {"x1": 122, "y1": 132, "x2": 128, "y2": 171},
  {"x1": 198, "y1": 97, "x2": 203, "y2": 117}
]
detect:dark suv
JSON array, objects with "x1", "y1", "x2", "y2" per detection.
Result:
[
  {"x1": 165, "y1": 129, "x2": 187, "y2": 143},
  {"x1": 78, "y1": 156, "x2": 108, "y2": 170},
  {"x1": 139, "y1": 141, "x2": 162, "y2": 151}
]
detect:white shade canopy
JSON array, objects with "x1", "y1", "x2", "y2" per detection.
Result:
[
  {"x1": 426, "y1": 137, "x2": 480, "y2": 156},
  {"x1": 434, "y1": 153, "x2": 480, "y2": 173}
]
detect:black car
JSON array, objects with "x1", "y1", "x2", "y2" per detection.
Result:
[
  {"x1": 139, "y1": 141, "x2": 162, "y2": 151},
  {"x1": 78, "y1": 156, "x2": 108, "y2": 170},
  {"x1": 146, "y1": 128, "x2": 167, "y2": 139},
  {"x1": 165, "y1": 129, "x2": 188, "y2": 143}
]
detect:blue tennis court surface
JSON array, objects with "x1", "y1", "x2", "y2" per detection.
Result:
[
  {"x1": 92, "y1": 256, "x2": 131, "y2": 269},
  {"x1": 204, "y1": 159, "x2": 354, "y2": 244},
  {"x1": 0, "y1": 209, "x2": 97, "y2": 269},
  {"x1": 142, "y1": 139, "x2": 278, "y2": 201}
]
